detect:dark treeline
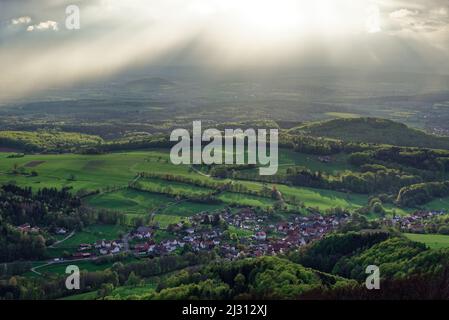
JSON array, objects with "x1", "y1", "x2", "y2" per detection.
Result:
[
  {"x1": 81, "y1": 135, "x2": 173, "y2": 154},
  {"x1": 397, "y1": 181, "x2": 449, "y2": 207},
  {"x1": 349, "y1": 147, "x2": 449, "y2": 173},
  {"x1": 285, "y1": 165, "x2": 422, "y2": 195},
  {"x1": 280, "y1": 134, "x2": 366, "y2": 155},
  {"x1": 301, "y1": 267, "x2": 449, "y2": 300},
  {"x1": 0, "y1": 130, "x2": 103, "y2": 153},
  {"x1": 288, "y1": 231, "x2": 391, "y2": 273}
]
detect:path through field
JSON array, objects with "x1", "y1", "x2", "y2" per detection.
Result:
[{"x1": 49, "y1": 230, "x2": 75, "y2": 248}]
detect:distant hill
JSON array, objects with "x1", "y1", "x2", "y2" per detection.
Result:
[
  {"x1": 355, "y1": 91, "x2": 449, "y2": 104},
  {"x1": 289, "y1": 117, "x2": 449, "y2": 149},
  {"x1": 124, "y1": 77, "x2": 175, "y2": 91}
]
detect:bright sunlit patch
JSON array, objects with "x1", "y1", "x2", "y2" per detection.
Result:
[
  {"x1": 201, "y1": 0, "x2": 378, "y2": 40},
  {"x1": 220, "y1": 0, "x2": 301, "y2": 35}
]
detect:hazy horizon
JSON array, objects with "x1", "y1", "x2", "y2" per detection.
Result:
[{"x1": 1, "y1": 0, "x2": 449, "y2": 101}]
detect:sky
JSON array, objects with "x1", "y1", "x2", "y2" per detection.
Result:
[{"x1": 0, "y1": 0, "x2": 448, "y2": 101}]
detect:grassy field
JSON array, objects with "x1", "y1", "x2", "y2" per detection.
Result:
[
  {"x1": 238, "y1": 148, "x2": 353, "y2": 177},
  {"x1": 87, "y1": 188, "x2": 226, "y2": 226},
  {"x1": 218, "y1": 192, "x2": 275, "y2": 209},
  {"x1": 233, "y1": 179, "x2": 367, "y2": 211},
  {"x1": 0, "y1": 150, "x2": 190, "y2": 192},
  {"x1": 61, "y1": 277, "x2": 160, "y2": 300},
  {"x1": 86, "y1": 189, "x2": 174, "y2": 216},
  {"x1": 277, "y1": 149, "x2": 353, "y2": 174},
  {"x1": 35, "y1": 260, "x2": 117, "y2": 276},
  {"x1": 2, "y1": 148, "x2": 439, "y2": 221},
  {"x1": 325, "y1": 112, "x2": 361, "y2": 119},
  {"x1": 422, "y1": 197, "x2": 449, "y2": 211},
  {"x1": 404, "y1": 233, "x2": 449, "y2": 250},
  {"x1": 152, "y1": 214, "x2": 184, "y2": 228},
  {"x1": 160, "y1": 201, "x2": 226, "y2": 217},
  {"x1": 138, "y1": 178, "x2": 213, "y2": 196}
]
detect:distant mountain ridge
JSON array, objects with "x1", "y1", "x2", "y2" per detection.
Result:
[
  {"x1": 289, "y1": 117, "x2": 449, "y2": 149},
  {"x1": 124, "y1": 77, "x2": 176, "y2": 91}
]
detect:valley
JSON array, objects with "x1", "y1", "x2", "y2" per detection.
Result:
[{"x1": 1, "y1": 72, "x2": 449, "y2": 301}]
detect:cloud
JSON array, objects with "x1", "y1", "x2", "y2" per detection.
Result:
[
  {"x1": 387, "y1": 5, "x2": 449, "y2": 34},
  {"x1": 1, "y1": 0, "x2": 449, "y2": 101},
  {"x1": 26, "y1": 20, "x2": 59, "y2": 32},
  {"x1": 11, "y1": 16, "x2": 32, "y2": 25},
  {"x1": 430, "y1": 7, "x2": 448, "y2": 16},
  {"x1": 390, "y1": 9, "x2": 419, "y2": 19}
]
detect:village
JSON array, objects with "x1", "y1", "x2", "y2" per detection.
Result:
[
  {"x1": 69, "y1": 208, "x2": 447, "y2": 260},
  {"x1": 129, "y1": 207, "x2": 351, "y2": 259},
  {"x1": 381, "y1": 210, "x2": 447, "y2": 233},
  {"x1": 14, "y1": 208, "x2": 448, "y2": 262},
  {"x1": 33, "y1": 207, "x2": 351, "y2": 260}
]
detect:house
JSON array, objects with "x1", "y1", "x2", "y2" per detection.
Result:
[
  {"x1": 73, "y1": 252, "x2": 91, "y2": 259},
  {"x1": 56, "y1": 228, "x2": 67, "y2": 235},
  {"x1": 137, "y1": 226, "x2": 152, "y2": 234},
  {"x1": 134, "y1": 226, "x2": 153, "y2": 239},
  {"x1": 30, "y1": 227, "x2": 40, "y2": 233},
  {"x1": 135, "y1": 242, "x2": 152, "y2": 253},
  {"x1": 318, "y1": 156, "x2": 331, "y2": 163},
  {"x1": 79, "y1": 243, "x2": 92, "y2": 251},
  {"x1": 17, "y1": 223, "x2": 31, "y2": 233},
  {"x1": 95, "y1": 240, "x2": 104, "y2": 249},
  {"x1": 255, "y1": 231, "x2": 267, "y2": 241},
  {"x1": 147, "y1": 243, "x2": 156, "y2": 253},
  {"x1": 111, "y1": 246, "x2": 121, "y2": 254}
]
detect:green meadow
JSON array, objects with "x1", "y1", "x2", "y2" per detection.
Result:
[
  {"x1": 32, "y1": 260, "x2": 118, "y2": 277},
  {"x1": 236, "y1": 148, "x2": 353, "y2": 178},
  {"x1": 218, "y1": 192, "x2": 275, "y2": 209},
  {"x1": 86, "y1": 189, "x2": 174, "y2": 216},
  {"x1": 61, "y1": 277, "x2": 161, "y2": 300},
  {"x1": 0, "y1": 151, "x2": 170, "y2": 191},
  {"x1": 1, "y1": 148, "x2": 438, "y2": 224},
  {"x1": 423, "y1": 197, "x2": 449, "y2": 211},
  {"x1": 404, "y1": 233, "x2": 449, "y2": 250},
  {"x1": 137, "y1": 178, "x2": 213, "y2": 197},
  {"x1": 160, "y1": 201, "x2": 226, "y2": 217}
]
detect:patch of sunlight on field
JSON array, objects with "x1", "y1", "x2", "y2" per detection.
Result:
[
  {"x1": 325, "y1": 112, "x2": 361, "y2": 119},
  {"x1": 0, "y1": 150, "x2": 189, "y2": 190},
  {"x1": 404, "y1": 233, "x2": 449, "y2": 250}
]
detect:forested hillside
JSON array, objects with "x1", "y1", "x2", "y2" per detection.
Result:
[
  {"x1": 290, "y1": 118, "x2": 449, "y2": 149},
  {"x1": 0, "y1": 131, "x2": 103, "y2": 153}
]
